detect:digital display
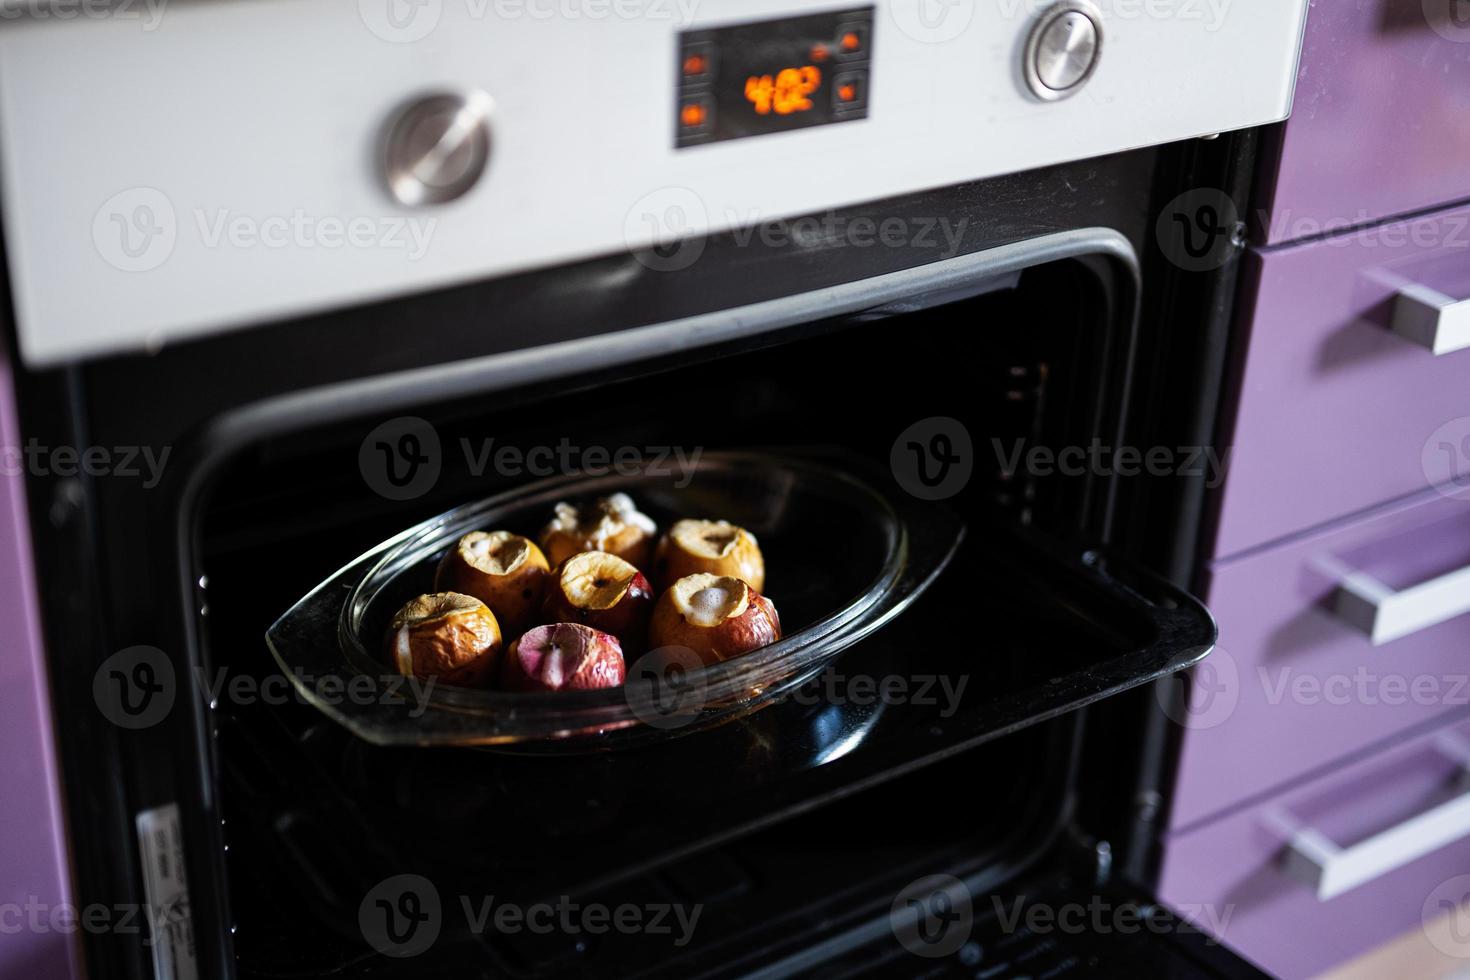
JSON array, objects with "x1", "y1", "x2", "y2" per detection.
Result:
[{"x1": 676, "y1": 8, "x2": 874, "y2": 148}]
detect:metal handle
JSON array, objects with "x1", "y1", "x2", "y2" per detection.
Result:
[
  {"x1": 1272, "y1": 735, "x2": 1470, "y2": 901},
  {"x1": 1391, "y1": 281, "x2": 1470, "y2": 356},
  {"x1": 1329, "y1": 557, "x2": 1470, "y2": 645}
]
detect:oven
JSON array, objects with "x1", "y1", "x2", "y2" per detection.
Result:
[{"x1": 0, "y1": 2, "x2": 1308, "y2": 978}]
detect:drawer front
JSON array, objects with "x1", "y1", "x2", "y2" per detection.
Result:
[
  {"x1": 1213, "y1": 202, "x2": 1470, "y2": 559},
  {"x1": 1260, "y1": 0, "x2": 1470, "y2": 245},
  {"x1": 1160, "y1": 717, "x2": 1470, "y2": 980},
  {"x1": 1172, "y1": 491, "x2": 1470, "y2": 830}
]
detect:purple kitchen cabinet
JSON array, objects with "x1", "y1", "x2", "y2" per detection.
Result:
[
  {"x1": 1172, "y1": 489, "x2": 1470, "y2": 831},
  {"x1": 0, "y1": 347, "x2": 79, "y2": 978},
  {"x1": 1211, "y1": 200, "x2": 1470, "y2": 560},
  {"x1": 1160, "y1": 716, "x2": 1470, "y2": 980},
  {"x1": 1256, "y1": 0, "x2": 1470, "y2": 245}
]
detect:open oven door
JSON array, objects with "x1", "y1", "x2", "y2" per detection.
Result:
[
  {"x1": 208, "y1": 233, "x2": 1246, "y2": 978},
  {"x1": 25, "y1": 217, "x2": 1258, "y2": 978},
  {"x1": 228, "y1": 492, "x2": 1248, "y2": 979}
]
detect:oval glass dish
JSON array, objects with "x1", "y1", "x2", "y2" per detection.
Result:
[{"x1": 266, "y1": 451, "x2": 964, "y2": 749}]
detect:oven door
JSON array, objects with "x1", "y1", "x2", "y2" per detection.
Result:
[{"x1": 16, "y1": 165, "x2": 1250, "y2": 978}]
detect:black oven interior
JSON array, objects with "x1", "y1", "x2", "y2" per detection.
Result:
[{"x1": 188, "y1": 251, "x2": 1217, "y2": 977}]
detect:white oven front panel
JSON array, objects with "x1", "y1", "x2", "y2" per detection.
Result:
[{"x1": 0, "y1": 0, "x2": 1306, "y2": 365}]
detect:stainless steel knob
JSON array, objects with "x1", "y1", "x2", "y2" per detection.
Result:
[
  {"x1": 1023, "y1": 1, "x2": 1103, "y2": 102},
  {"x1": 383, "y1": 90, "x2": 494, "y2": 206}
]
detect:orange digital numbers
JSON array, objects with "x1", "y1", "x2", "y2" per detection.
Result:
[
  {"x1": 744, "y1": 65, "x2": 822, "y2": 116},
  {"x1": 744, "y1": 74, "x2": 776, "y2": 115}
]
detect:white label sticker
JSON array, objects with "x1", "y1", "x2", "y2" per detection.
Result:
[{"x1": 135, "y1": 803, "x2": 199, "y2": 980}]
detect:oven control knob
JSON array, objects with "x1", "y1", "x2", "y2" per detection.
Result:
[
  {"x1": 1024, "y1": 1, "x2": 1102, "y2": 102},
  {"x1": 383, "y1": 90, "x2": 494, "y2": 206}
]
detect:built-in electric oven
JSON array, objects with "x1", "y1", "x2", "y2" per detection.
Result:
[{"x1": 0, "y1": 2, "x2": 1309, "y2": 978}]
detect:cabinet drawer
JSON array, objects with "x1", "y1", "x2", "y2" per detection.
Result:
[
  {"x1": 1160, "y1": 716, "x2": 1470, "y2": 980},
  {"x1": 1213, "y1": 201, "x2": 1470, "y2": 558},
  {"x1": 1259, "y1": 1, "x2": 1470, "y2": 245},
  {"x1": 1173, "y1": 491, "x2": 1470, "y2": 829}
]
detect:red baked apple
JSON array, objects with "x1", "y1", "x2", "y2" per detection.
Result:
[
  {"x1": 435, "y1": 530, "x2": 550, "y2": 633},
  {"x1": 539, "y1": 492, "x2": 657, "y2": 569},
  {"x1": 647, "y1": 574, "x2": 781, "y2": 665},
  {"x1": 652, "y1": 519, "x2": 765, "y2": 592},
  {"x1": 541, "y1": 551, "x2": 654, "y2": 654},
  {"x1": 386, "y1": 592, "x2": 502, "y2": 687},
  {"x1": 501, "y1": 622, "x2": 626, "y2": 692}
]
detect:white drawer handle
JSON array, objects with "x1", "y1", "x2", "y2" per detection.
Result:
[
  {"x1": 1272, "y1": 736, "x2": 1470, "y2": 901},
  {"x1": 1329, "y1": 560, "x2": 1470, "y2": 646},
  {"x1": 1392, "y1": 282, "x2": 1470, "y2": 356}
]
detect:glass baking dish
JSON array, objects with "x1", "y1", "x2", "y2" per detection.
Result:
[{"x1": 265, "y1": 451, "x2": 964, "y2": 749}]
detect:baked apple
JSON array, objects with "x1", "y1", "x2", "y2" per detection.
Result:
[
  {"x1": 435, "y1": 530, "x2": 549, "y2": 633},
  {"x1": 647, "y1": 574, "x2": 782, "y2": 665},
  {"x1": 387, "y1": 592, "x2": 502, "y2": 687},
  {"x1": 542, "y1": 551, "x2": 654, "y2": 653},
  {"x1": 653, "y1": 519, "x2": 765, "y2": 592},
  {"x1": 501, "y1": 622, "x2": 626, "y2": 692},
  {"x1": 539, "y1": 492, "x2": 656, "y2": 569}
]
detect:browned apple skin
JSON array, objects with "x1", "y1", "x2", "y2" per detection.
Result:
[
  {"x1": 541, "y1": 528, "x2": 654, "y2": 573},
  {"x1": 434, "y1": 532, "x2": 550, "y2": 634},
  {"x1": 652, "y1": 521, "x2": 766, "y2": 592},
  {"x1": 647, "y1": 588, "x2": 782, "y2": 666},
  {"x1": 386, "y1": 593, "x2": 502, "y2": 688},
  {"x1": 540, "y1": 559, "x2": 656, "y2": 655},
  {"x1": 501, "y1": 623, "x2": 627, "y2": 693}
]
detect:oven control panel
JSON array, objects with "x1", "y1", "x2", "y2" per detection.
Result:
[
  {"x1": 674, "y1": 8, "x2": 874, "y2": 148},
  {"x1": 0, "y1": 0, "x2": 1308, "y2": 365}
]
